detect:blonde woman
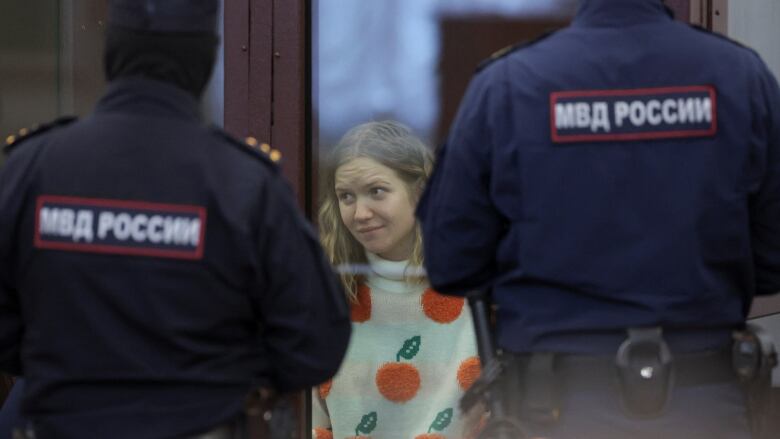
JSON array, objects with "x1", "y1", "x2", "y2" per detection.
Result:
[{"x1": 313, "y1": 121, "x2": 481, "y2": 439}]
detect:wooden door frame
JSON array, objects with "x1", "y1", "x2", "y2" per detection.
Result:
[
  {"x1": 224, "y1": 1, "x2": 311, "y2": 438},
  {"x1": 224, "y1": 0, "x2": 310, "y2": 216},
  {"x1": 689, "y1": 0, "x2": 729, "y2": 34}
]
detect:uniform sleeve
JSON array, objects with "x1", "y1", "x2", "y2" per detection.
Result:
[
  {"x1": 417, "y1": 65, "x2": 509, "y2": 295},
  {"x1": 254, "y1": 176, "x2": 351, "y2": 392},
  {"x1": 750, "y1": 60, "x2": 780, "y2": 296},
  {"x1": 0, "y1": 155, "x2": 27, "y2": 375}
]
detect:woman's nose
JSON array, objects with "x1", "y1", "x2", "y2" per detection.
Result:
[{"x1": 354, "y1": 200, "x2": 373, "y2": 221}]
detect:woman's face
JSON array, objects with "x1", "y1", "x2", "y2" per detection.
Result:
[{"x1": 335, "y1": 157, "x2": 417, "y2": 261}]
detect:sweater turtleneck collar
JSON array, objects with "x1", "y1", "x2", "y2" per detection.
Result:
[
  {"x1": 365, "y1": 252, "x2": 425, "y2": 294},
  {"x1": 366, "y1": 252, "x2": 409, "y2": 281}
]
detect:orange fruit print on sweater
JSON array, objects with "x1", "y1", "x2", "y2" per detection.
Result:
[
  {"x1": 375, "y1": 362, "x2": 421, "y2": 402},
  {"x1": 421, "y1": 288, "x2": 464, "y2": 323},
  {"x1": 318, "y1": 379, "x2": 332, "y2": 399},
  {"x1": 351, "y1": 284, "x2": 372, "y2": 322},
  {"x1": 457, "y1": 356, "x2": 482, "y2": 391},
  {"x1": 313, "y1": 427, "x2": 333, "y2": 439},
  {"x1": 375, "y1": 335, "x2": 422, "y2": 403}
]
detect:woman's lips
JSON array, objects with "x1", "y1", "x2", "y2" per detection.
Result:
[{"x1": 357, "y1": 225, "x2": 384, "y2": 233}]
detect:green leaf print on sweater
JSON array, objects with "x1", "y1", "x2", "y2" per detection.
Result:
[
  {"x1": 428, "y1": 408, "x2": 453, "y2": 433},
  {"x1": 396, "y1": 335, "x2": 421, "y2": 361},
  {"x1": 355, "y1": 411, "x2": 377, "y2": 436}
]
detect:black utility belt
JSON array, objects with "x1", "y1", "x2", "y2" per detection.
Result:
[
  {"x1": 548, "y1": 345, "x2": 734, "y2": 389},
  {"x1": 505, "y1": 326, "x2": 777, "y2": 422}
]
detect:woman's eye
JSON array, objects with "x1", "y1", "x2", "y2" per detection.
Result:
[
  {"x1": 337, "y1": 192, "x2": 354, "y2": 203},
  {"x1": 370, "y1": 187, "x2": 387, "y2": 197}
]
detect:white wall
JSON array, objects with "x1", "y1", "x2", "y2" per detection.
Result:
[{"x1": 728, "y1": 0, "x2": 780, "y2": 79}]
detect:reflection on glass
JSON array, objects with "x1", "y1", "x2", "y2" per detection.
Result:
[
  {"x1": 312, "y1": 2, "x2": 578, "y2": 437},
  {"x1": 728, "y1": 0, "x2": 780, "y2": 375},
  {"x1": 727, "y1": 1, "x2": 780, "y2": 94},
  {"x1": 0, "y1": 1, "x2": 107, "y2": 165},
  {"x1": 313, "y1": 121, "x2": 482, "y2": 438},
  {"x1": 314, "y1": 0, "x2": 576, "y2": 148},
  {"x1": 1, "y1": 1, "x2": 224, "y2": 166}
]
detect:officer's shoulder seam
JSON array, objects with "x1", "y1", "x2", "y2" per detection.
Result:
[
  {"x1": 209, "y1": 127, "x2": 281, "y2": 171},
  {"x1": 476, "y1": 29, "x2": 559, "y2": 73},
  {"x1": 3, "y1": 116, "x2": 77, "y2": 155},
  {"x1": 687, "y1": 24, "x2": 756, "y2": 54}
]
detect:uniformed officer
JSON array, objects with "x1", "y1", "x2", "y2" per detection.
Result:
[
  {"x1": 0, "y1": 1, "x2": 351, "y2": 438},
  {"x1": 418, "y1": 0, "x2": 780, "y2": 438}
]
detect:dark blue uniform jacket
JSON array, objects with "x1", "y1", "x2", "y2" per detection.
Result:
[
  {"x1": 0, "y1": 379, "x2": 25, "y2": 436},
  {"x1": 0, "y1": 78, "x2": 350, "y2": 438},
  {"x1": 418, "y1": 0, "x2": 780, "y2": 355}
]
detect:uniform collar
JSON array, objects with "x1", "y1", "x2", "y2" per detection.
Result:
[
  {"x1": 573, "y1": 0, "x2": 672, "y2": 28},
  {"x1": 95, "y1": 77, "x2": 202, "y2": 122}
]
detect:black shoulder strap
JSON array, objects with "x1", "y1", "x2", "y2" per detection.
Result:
[
  {"x1": 209, "y1": 127, "x2": 281, "y2": 171},
  {"x1": 476, "y1": 29, "x2": 558, "y2": 73},
  {"x1": 3, "y1": 116, "x2": 77, "y2": 155}
]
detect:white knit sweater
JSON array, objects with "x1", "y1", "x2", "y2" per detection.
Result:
[{"x1": 313, "y1": 253, "x2": 480, "y2": 439}]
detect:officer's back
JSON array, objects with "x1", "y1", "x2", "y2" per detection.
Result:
[
  {"x1": 0, "y1": 1, "x2": 350, "y2": 438},
  {"x1": 418, "y1": 0, "x2": 780, "y2": 438},
  {"x1": 423, "y1": 0, "x2": 780, "y2": 355}
]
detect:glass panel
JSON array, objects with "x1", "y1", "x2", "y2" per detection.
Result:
[
  {"x1": 730, "y1": 0, "x2": 780, "y2": 391},
  {"x1": 731, "y1": 0, "x2": 780, "y2": 321},
  {"x1": 203, "y1": 0, "x2": 225, "y2": 128},
  {"x1": 728, "y1": 1, "x2": 780, "y2": 91},
  {"x1": 750, "y1": 314, "x2": 780, "y2": 386},
  {"x1": 311, "y1": 1, "x2": 576, "y2": 437},
  {"x1": 0, "y1": 1, "x2": 107, "y2": 167},
  {"x1": 0, "y1": 0, "x2": 225, "y2": 408},
  {"x1": 314, "y1": 0, "x2": 576, "y2": 149},
  {"x1": 0, "y1": 1, "x2": 69, "y2": 165},
  {"x1": 1, "y1": 1, "x2": 225, "y2": 167}
]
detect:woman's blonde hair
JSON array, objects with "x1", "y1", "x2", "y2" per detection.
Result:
[{"x1": 319, "y1": 120, "x2": 434, "y2": 302}]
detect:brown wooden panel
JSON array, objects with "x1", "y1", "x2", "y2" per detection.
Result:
[
  {"x1": 224, "y1": 0, "x2": 250, "y2": 136},
  {"x1": 308, "y1": 0, "x2": 321, "y2": 220},
  {"x1": 249, "y1": 0, "x2": 273, "y2": 146},
  {"x1": 664, "y1": 0, "x2": 690, "y2": 22},
  {"x1": 689, "y1": 0, "x2": 728, "y2": 32},
  {"x1": 269, "y1": 0, "x2": 310, "y2": 434},
  {"x1": 272, "y1": 0, "x2": 307, "y2": 210},
  {"x1": 710, "y1": 0, "x2": 728, "y2": 35},
  {"x1": 437, "y1": 17, "x2": 569, "y2": 146}
]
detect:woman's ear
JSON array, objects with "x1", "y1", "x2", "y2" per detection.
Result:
[{"x1": 415, "y1": 180, "x2": 426, "y2": 200}]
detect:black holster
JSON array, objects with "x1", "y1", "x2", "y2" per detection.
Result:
[
  {"x1": 245, "y1": 387, "x2": 300, "y2": 439},
  {"x1": 615, "y1": 327, "x2": 674, "y2": 418},
  {"x1": 462, "y1": 294, "x2": 528, "y2": 439},
  {"x1": 499, "y1": 352, "x2": 561, "y2": 430}
]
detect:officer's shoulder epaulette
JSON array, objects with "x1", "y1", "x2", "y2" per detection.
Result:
[
  {"x1": 210, "y1": 127, "x2": 282, "y2": 170},
  {"x1": 476, "y1": 29, "x2": 558, "y2": 73},
  {"x1": 3, "y1": 116, "x2": 77, "y2": 155}
]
